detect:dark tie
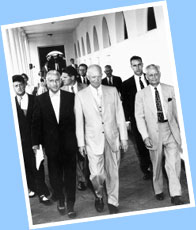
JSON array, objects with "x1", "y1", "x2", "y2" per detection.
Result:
[
  {"x1": 108, "y1": 77, "x2": 112, "y2": 86},
  {"x1": 154, "y1": 87, "x2": 164, "y2": 122},
  {"x1": 83, "y1": 76, "x2": 87, "y2": 84},
  {"x1": 71, "y1": 86, "x2": 74, "y2": 94},
  {"x1": 139, "y1": 77, "x2": 144, "y2": 89}
]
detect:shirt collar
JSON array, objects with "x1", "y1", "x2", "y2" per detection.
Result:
[{"x1": 89, "y1": 84, "x2": 102, "y2": 94}]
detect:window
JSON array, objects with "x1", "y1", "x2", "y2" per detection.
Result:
[
  {"x1": 93, "y1": 26, "x2": 99, "y2": 51},
  {"x1": 86, "y1": 32, "x2": 91, "y2": 54},
  {"x1": 147, "y1": 7, "x2": 157, "y2": 31},
  {"x1": 81, "y1": 37, "x2": 86, "y2": 56},
  {"x1": 102, "y1": 17, "x2": 111, "y2": 48},
  {"x1": 77, "y1": 40, "x2": 81, "y2": 57},
  {"x1": 115, "y1": 12, "x2": 128, "y2": 42}
]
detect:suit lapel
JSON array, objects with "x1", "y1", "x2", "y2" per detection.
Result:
[
  {"x1": 45, "y1": 91, "x2": 59, "y2": 125},
  {"x1": 145, "y1": 86, "x2": 157, "y2": 118},
  {"x1": 87, "y1": 86, "x2": 100, "y2": 113}
]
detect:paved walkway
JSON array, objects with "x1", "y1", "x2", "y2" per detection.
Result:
[{"x1": 30, "y1": 135, "x2": 190, "y2": 225}]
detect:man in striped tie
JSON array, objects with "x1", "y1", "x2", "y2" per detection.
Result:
[{"x1": 135, "y1": 64, "x2": 184, "y2": 205}]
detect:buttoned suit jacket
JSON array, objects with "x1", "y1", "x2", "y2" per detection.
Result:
[
  {"x1": 31, "y1": 90, "x2": 77, "y2": 159},
  {"x1": 135, "y1": 83, "x2": 181, "y2": 150},
  {"x1": 121, "y1": 74, "x2": 148, "y2": 124},
  {"x1": 102, "y1": 75, "x2": 122, "y2": 94},
  {"x1": 75, "y1": 85, "x2": 128, "y2": 155}
]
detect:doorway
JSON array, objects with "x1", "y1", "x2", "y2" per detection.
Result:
[{"x1": 38, "y1": 45, "x2": 65, "y2": 71}]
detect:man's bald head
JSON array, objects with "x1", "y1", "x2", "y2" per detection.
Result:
[{"x1": 87, "y1": 65, "x2": 102, "y2": 88}]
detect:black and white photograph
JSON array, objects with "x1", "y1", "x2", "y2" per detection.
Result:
[{"x1": 1, "y1": 1, "x2": 195, "y2": 229}]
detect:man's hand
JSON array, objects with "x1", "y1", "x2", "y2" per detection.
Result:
[
  {"x1": 144, "y1": 137, "x2": 153, "y2": 149},
  {"x1": 121, "y1": 140, "x2": 128, "y2": 152},
  {"x1": 32, "y1": 145, "x2": 39, "y2": 154},
  {"x1": 78, "y1": 146, "x2": 87, "y2": 157}
]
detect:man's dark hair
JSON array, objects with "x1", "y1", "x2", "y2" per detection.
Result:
[
  {"x1": 62, "y1": 66, "x2": 78, "y2": 78},
  {"x1": 79, "y1": 63, "x2": 88, "y2": 70},
  {"x1": 21, "y1": 73, "x2": 29, "y2": 81},
  {"x1": 130, "y1": 56, "x2": 142, "y2": 63},
  {"x1": 105, "y1": 65, "x2": 112, "y2": 69},
  {"x1": 12, "y1": 75, "x2": 25, "y2": 83}
]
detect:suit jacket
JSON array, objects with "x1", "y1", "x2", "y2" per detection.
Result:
[
  {"x1": 31, "y1": 90, "x2": 77, "y2": 158},
  {"x1": 75, "y1": 85, "x2": 128, "y2": 155},
  {"x1": 15, "y1": 94, "x2": 35, "y2": 152},
  {"x1": 102, "y1": 75, "x2": 122, "y2": 94},
  {"x1": 121, "y1": 74, "x2": 148, "y2": 124},
  {"x1": 135, "y1": 83, "x2": 181, "y2": 150},
  {"x1": 77, "y1": 75, "x2": 90, "y2": 85}
]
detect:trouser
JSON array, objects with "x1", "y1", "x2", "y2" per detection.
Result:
[
  {"x1": 87, "y1": 139, "x2": 120, "y2": 207},
  {"x1": 150, "y1": 122, "x2": 181, "y2": 197},
  {"x1": 76, "y1": 152, "x2": 87, "y2": 184},
  {"x1": 23, "y1": 147, "x2": 49, "y2": 196},
  {"x1": 47, "y1": 153, "x2": 76, "y2": 207},
  {"x1": 131, "y1": 122, "x2": 152, "y2": 174}
]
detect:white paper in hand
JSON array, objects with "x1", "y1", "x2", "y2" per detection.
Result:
[{"x1": 36, "y1": 145, "x2": 44, "y2": 170}]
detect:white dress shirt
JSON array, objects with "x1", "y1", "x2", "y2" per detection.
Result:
[
  {"x1": 150, "y1": 84, "x2": 167, "y2": 120},
  {"x1": 134, "y1": 74, "x2": 148, "y2": 92},
  {"x1": 49, "y1": 90, "x2": 60, "y2": 123},
  {"x1": 90, "y1": 84, "x2": 103, "y2": 113},
  {"x1": 69, "y1": 82, "x2": 78, "y2": 94},
  {"x1": 107, "y1": 76, "x2": 113, "y2": 85},
  {"x1": 17, "y1": 93, "x2": 28, "y2": 110}
]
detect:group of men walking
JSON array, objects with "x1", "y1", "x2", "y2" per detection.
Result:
[{"x1": 12, "y1": 55, "x2": 184, "y2": 220}]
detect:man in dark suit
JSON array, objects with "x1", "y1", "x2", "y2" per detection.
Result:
[
  {"x1": 102, "y1": 65, "x2": 122, "y2": 95},
  {"x1": 77, "y1": 63, "x2": 90, "y2": 85},
  {"x1": 12, "y1": 75, "x2": 50, "y2": 204},
  {"x1": 121, "y1": 56, "x2": 152, "y2": 180},
  {"x1": 31, "y1": 70, "x2": 77, "y2": 218},
  {"x1": 70, "y1": 58, "x2": 78, "y2": 70},
  {"x1": 60, "y1": 66, "x2": 89, "y2": 191}
]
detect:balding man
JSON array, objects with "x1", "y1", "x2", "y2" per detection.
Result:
[
  {"x1": 32, "y1": 70, "x2": 78, "y2": 218},
  {"x1": 135, "y1": 64, "x2": 184, "y2": 205},
  {"x1": 75, "y1": 65, "x2": 128, "y2": 214}
]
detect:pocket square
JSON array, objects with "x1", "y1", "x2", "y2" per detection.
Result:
[{"x1": 168, "y1": 98, "x2": 172, "y2": 102}]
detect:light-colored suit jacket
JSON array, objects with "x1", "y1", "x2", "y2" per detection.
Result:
[
  {"x1": 75, "y1": 85, "x2": 128, "y2": 155},
  {"x1": 135, "y1": 83, "x2": 181, "y2": 150}
]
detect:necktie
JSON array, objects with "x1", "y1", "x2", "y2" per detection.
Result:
[
  {"x1": 83, "y1": 76, "x2": 86, "y2": 84},
  {"x1": 139, "y1": 77, "x2": 144, "y2": 89},
  {"x1": 154, "y1": 87, "x2": 164, "y2": 122},
  {"x1": 71, "y1": 86, "x2": 74, "y2": 94},
  {"x1": 108, "y1": 77, "x2": 112, "y2": 86},
  {"x1": 96, "y1": 89, "x2": 102, "y2": 113}
]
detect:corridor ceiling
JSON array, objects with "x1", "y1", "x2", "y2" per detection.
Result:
[{"x1": 22, "y1": 18, "x2": 82, "y2": 38}]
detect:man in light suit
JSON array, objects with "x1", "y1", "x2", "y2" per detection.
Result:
[
  {"x1": 32, "y1": 70, "x2": 78, "y2": 218},
  {"x1": 75, "y1": 65, "x2": 128, "y2": 214},
  {"x1": 135, "y1": 64, "x2": 184, "y2": 205},
  {"x1": 60, "y1": 66, "x2": 88, "y2": 191}
]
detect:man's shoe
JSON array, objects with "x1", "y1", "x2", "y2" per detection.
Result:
[
  {"x1": 108, "y1": 203, "x2": 118, "y2": 214},
  {"x1": 95, "y1": 197, "x2": 104, "y2": 212},
  {"x1": 39, "y1": 195, "x2": 51, "y2": 205},
  {"x1": 67, "y1": 207, "x2": 76, "y2": 218},
  {"x1": 77, "y1": 181, "x2": 87, "y2": 191},
  {"x1": 143, "y1": 172, "x2": 152, "y2": 180},
  {"x1": 29, "y1": 191, "x2": 36, "y2": 198},
  {"x1": 57, "y1": 200, "x2": 66, "y2": 215},
  {"x1": 171, "y1": 196, "x2": 184, "y2": 205},
  {"x1": 155, "y1": 193, "x2": 164, "y2": 201}
]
